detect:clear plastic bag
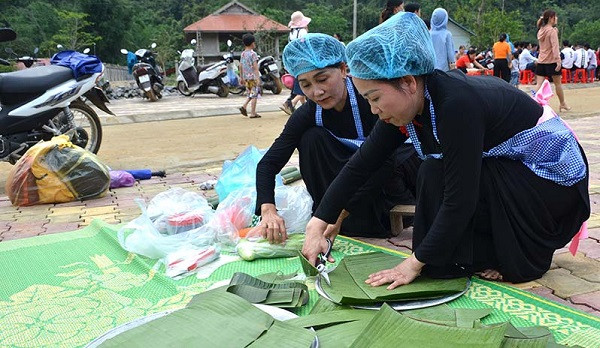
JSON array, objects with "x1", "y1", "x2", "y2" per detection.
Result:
[
  {"x1": 117, "y1": 188, "x2": 216, "y2": 259},
  {"x1": 215, "y1": 145, "x2": 283, "y2": 201},
  {"x1": 273, "y1": 186, "x2": 313, "y2": 234},
  {"x1": 209, "y1": 188, "x2": 256, "y2": 247}
]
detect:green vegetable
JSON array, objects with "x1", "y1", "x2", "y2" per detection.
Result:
[{"x1": 236, "y1": 234, "x2": 305, "y2": 261}]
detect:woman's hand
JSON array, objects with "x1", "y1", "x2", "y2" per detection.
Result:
[
  {"x1": 365, "y1": 254, "x2": 425, "y2": 290},
  {"x1": 257, "y1": 203, "x2": 287, "y2": 244},
  {"x1": 302, "y1": 217, "x2": 334, "y2": 266},
  {"x1": 555, "y1": 63, "x2": 562, "y2": 72}
]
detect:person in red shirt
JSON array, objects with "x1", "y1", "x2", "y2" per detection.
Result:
[{"x1": 456, "y1": 49, "x2": 486, "y2": 73}]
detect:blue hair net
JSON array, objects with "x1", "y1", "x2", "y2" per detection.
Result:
[
  {"x1": 346, "y1": 12, "x2": 435, "y2": 80},
  {"x1": 282, "y1": 33, "x2": 347, "y2": 78}
]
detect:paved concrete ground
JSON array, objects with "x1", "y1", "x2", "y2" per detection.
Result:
[{"x1": 0, "y1": 84, "x2": 599, "y2": 317}]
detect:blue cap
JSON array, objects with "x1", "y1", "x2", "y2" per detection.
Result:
[
  {"x1": 283, "y1": 33, "x2": 347, "y2": 78},
  {"x1": 346, "y1": 12, "x2": 435, "y2": 80}
]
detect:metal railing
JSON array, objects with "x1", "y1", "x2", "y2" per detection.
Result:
[{"x1": 103, "y1": 64, "x2": 133, "y2": 82}]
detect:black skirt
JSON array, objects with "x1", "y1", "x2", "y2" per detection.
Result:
[
  {"x1": 413, "y1": 155, "x2": 589, "y2": 282},
  {"x1": 536, "y1": 63, "x2": 562, "y2": 77}
]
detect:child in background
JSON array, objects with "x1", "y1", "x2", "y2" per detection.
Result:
[
  {"x1": 239, "y1": 33, "x2": 262, "y2": 118},
  {"x1": 510, "y1": 51, "x2": 520, "y2": 88}
]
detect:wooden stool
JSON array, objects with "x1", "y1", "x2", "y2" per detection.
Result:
[{"x1": 390, "y1": 204, "x2": 416, "y2": 236}]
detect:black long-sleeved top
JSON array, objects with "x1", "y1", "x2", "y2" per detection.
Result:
[
  {"x1": 255, "y1": 78, "x2": 381, "y2": 215},
  {"x1": 314, "y1": 70, "x2": 543, "y2": 265}
]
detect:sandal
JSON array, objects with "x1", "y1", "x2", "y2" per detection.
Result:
[
  {"x1": 239, "y1": 106, "x2": 247, "y2": 116},
  {"x1": 249, "y1": 114, "x2": 262, "y2": 118}
]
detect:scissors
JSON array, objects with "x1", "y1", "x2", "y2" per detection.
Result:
[{"x1": 316, "y1": 238, "x2": 333, "y2": 286}]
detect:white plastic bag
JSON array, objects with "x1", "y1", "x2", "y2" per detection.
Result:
[
  {"x1": 209, "y1": 188, "x2": 256, "y2": 247},
  {"x1": 274, "y1": 185, "x2": 313, "y2": 234},
  {"x1": 117, "y1": 188, "x2": 216, "y2": 259}
]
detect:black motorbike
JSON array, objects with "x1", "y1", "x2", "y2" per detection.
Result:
[
  {"x1": 0, "y1": 28, "x2": 112, "y2": 163},
  {"x1": 121, "y1": 43, "x2": 164, "y2": 102},
  {"x1": 258, "y1": 55, "x2": 283, "y2": 94}
]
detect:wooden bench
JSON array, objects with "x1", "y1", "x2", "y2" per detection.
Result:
[{"x1": 389, "y1": 204, "x2": 416, "y2": 236}]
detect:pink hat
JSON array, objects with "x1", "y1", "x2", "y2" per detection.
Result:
[{"x1": 288, "y1": 11, "x2": 311, "y2": 28}]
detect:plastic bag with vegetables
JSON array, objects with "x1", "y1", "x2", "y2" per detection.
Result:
[{"x1": 236, "y1": 234, "x2": 305, "y2": 261}]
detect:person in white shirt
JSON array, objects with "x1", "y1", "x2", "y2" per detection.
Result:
[
  {"x1": 573, "y1": 44, "x2": 588, "y2": 69},
  {"x1": 561, "y1": 40, "x2": 575, "y2": 70},
  {"x1": 519, "y1": 42, "x2": 538, "y2": 71},
  {"x1": 584, "y1": 43, "x2": 597, "y2": 82}
]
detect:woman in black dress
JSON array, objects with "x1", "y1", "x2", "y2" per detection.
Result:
[
  {"x1": 302, "y1": 13, "x2": 589, "y2": 287},
  {"x1": 254, "y1": 33, "x2": 420, "y2": 244}
]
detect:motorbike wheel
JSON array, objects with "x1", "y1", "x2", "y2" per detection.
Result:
[
  {"x1": 146, "y1": 89, "x2": 158, "y2": 102},
  {"x1": 177, "y1": 81, "x2": 193, "y2": 97},
  {"x1": 229, "y1": 85, "x2": 245, "y2": 95},
  {"x1": 270, "y1": 76, "x2": 283, "y2": 95},
  {"x1": 53, "y1": 101, "x2": 103, "y2": 154},
  {"x1": 216, "y1": 82, "x2": 229, "y2": 98}
]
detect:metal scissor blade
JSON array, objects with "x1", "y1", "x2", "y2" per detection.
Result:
[{"x1": 320, "y1": 270, "x2": 331, "y2": 286}]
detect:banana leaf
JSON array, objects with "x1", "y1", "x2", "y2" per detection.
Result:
[
  {"x1": 500, "y1": 324, "x2": 564, "y2": 348},
  {"x1": 349, "y1": 304, "x2": 507, "y2": 348},
  {"x1": 314, "y1": 319, "x2": 373, "y2": 348},
  {"x1": 247, "y1": 320, "x2": 316, "y2": 348},
  {"x1": 309, "y1": 298, "x2": 352, "y2": 314},
  {"x1": 322, "y1": 252, "x2": 469, "y2": 305},
  {"x1": 286, "y1": 309, "x2": 377, "y2": 329},
  {"x1": 298, "y1": 251, "x2": 319, "y2": 276},
  {"x1": 401, "y1": 304, "x2": 457, "y2": 326},
  {"x1": 226, "y1": 272, "x2": 309, "y2": 308},
  {"x1": 455, "y1": 308, "x2": 494, "y2": 328},
  {"x1": 100, "y1": 290, "x2": 275, "y2": 347}
]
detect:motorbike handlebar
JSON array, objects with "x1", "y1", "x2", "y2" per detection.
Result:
[{"x1": 0, "y1": 58, "x2": 10, "y2": 66}]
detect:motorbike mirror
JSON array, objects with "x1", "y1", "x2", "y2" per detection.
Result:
[
  {"x1": 83, "y1": 48, "x2": 90, "y2": 54},
  {"x1": 191, "y1": 39, "x2": 197, "y2": 45},
  {"x1": 5, "y1": 47, "x2": 14, "y2": 55},
  {"x1": 120, "y1": 48, "x2": 128, "y2": 55},
  {"x1": 33, "y1": 47, "x2": 39, "y2": 55},
  {"x1": 177, "y1": 50, "x2": 181, "y2": 54},
  {"x1": 151, "y1": 43, "x2": 157, "y2": 49},
  {"x1": 56, "y1": 44, "x2": 64, "y2": 50},
  {"x1": 227, "y1": 39, "x2": 232, "y2": 47}
]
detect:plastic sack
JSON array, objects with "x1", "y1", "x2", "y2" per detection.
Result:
[
  {"x1": 117, "y1": 188, "x2": 216, "y2": 259},
  {"x1": 226, "y1": 65, "x2": 239, "y2": 87},
  {"x1": 209, "y1": 188, "x2": 256, "y2": 247},
  {"x1": 215, "y1": 145, "x2": 283, "y2": 201},
  {"x1": 109, "y1": 170, "x2": 135, "y2": 189},
  {"x1": 273, "y1": 185, "x2": 313, "y2": 234},
  {"x1": 5, "y1": 135, "x2": 110, "y2": 206},
  {"x1": 165, "y1": 245, "x2": 220, "y2": 279}
]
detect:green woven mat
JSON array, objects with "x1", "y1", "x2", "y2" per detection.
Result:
[{"x1": 0, "y1": 220, "x2": 598, "y2": 347}]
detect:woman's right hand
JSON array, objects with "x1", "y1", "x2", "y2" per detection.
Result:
[
  {"x1": 302, "y1": 217, "x2": 334, "y2": 266},
  {"x1": 258, "y1": 203, "x2": 287, "y2": 244},
  {"x1": 555, "y1": 63, "x2": 562, "y2": 72}
]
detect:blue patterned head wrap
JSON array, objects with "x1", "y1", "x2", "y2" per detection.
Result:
[
  {"x1": 283, "y1": 33, "x2": 347, "y2": 78},
  {"x1": 346, "y1": 12, "x2": 435, "y2": 80}
]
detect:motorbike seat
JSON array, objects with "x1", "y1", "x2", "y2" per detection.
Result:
[
  {"x1": 197, "y1": 64, "x2": 213, "y2": 73},
  {"x1": 0, "y1": 65, "x2": 73, "y2": 95}
]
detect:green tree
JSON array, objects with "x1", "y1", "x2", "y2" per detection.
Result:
[
  {"x1": 49, "y1": 10, "x2": 102, "y2": 52},
  {"x1": 568, "y1": 20, "x2": 600, "y2": 48}
]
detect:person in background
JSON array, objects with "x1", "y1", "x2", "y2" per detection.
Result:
[
  {"x1": 302, "y1": 12, "x2": 589, "y2": 287},
  {"x1": 280, "y1": 11, "x2": 311, "y2": 115},
  {"x1": 510, "y1": 51, "x2": 520, "y2": 87},
  {"x1": 239, "y1": 33, "x2": 262, "y2": 118},
  {"x1": 333, "y1": 33, "x2": 344, "y2": 45},
  {"x1": 535, "y1": 9, "x2": 569, "y2": 111},
  {"x1": 380, "y1": 0, "x2": 404, "y2": 23},
  {"x1": 430, "y1": 8, "x2": 455, "y2": 71},
  {"x1": 573, "y1": 43, "x2": 588, "y2": 71},
  {"x1": 531, "y1": 43, "x2": 539, "y2": 58},
  {"x1": 253, "y1": 33, "x2": 420, "y2": 243},
  {"x1": 455, "y1": 49, "x2": 486, "y2": 73},
  {"x1": 584, "y1": 43, "x2": 597, "y2": 83},
  {"x1": 519, "y1": 42, "x2": 538, "y2": 72},
  {"x1": 404, "y1": 3, "x2": 421, "y2": 17},
  {"x1": 561, "y1": 40, "x2": 575, "y2": 76},
  {"x1": 455, "y1": 45, "x2": 466, "y2": 61},
  {"x1": 492, "y1": 33, "x2": 512, "y2": 83}
]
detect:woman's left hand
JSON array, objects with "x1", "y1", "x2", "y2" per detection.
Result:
[{"x1": 365, "y1": 254, "x2": 425, "y2": 290}]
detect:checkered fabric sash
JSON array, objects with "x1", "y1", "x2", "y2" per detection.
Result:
[
  {"x1": 406, "y1": 88, "x2": 586, "y2": 186},
  {"x1": 315, "y1": 77, "x2": 365, "y2": 150}
]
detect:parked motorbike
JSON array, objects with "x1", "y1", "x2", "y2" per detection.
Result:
[
  {"x1": 224, "y1": 40, "x2": 244, "y2": 95},
  {"x1": 258, "y1": 55, "x2": 282, "y2": 94},
  {"x1": 121, "y1": 43, "x2": 163, "y2": 102},
  {"x1": 0, "y1": 28, "x2": 112, "y2": 164},
  {"x1": 176, "y1": 39, "x2": 229, "y2": 98}
]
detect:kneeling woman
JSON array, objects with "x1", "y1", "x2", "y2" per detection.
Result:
[
  {"x1": 254, "y1": 34, "x2": 420, "y2": 243},
  {"x1": 302, "y1": 13, "x2": 589, "y2": 287}
]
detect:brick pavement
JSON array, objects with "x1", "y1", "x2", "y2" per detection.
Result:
[{"x1": 0, "y1": 114, "x2": 599, "y2": 318}]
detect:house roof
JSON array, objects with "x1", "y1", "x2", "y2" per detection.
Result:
[
  {"x1": 183, "y1": 1, "x2": 289, "y2": 33},
  {"x1": 448, "y1": 18, "x2": 475, "y2": 36}
]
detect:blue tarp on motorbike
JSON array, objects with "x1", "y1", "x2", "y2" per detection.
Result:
[
  {"x1": 126, "y1": 52, "x2": 137, "y2": 75},
  {"x1": 50, "y1": 50, "x2": 102, "y2": 79}
]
